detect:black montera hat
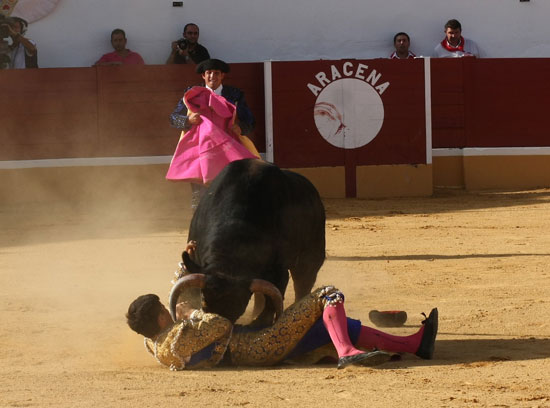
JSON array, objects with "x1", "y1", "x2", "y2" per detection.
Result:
[{"x1": 196, "y1": 59, "x2": 230, "y2": 74}]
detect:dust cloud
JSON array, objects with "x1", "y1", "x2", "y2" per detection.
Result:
[{"x1": 2, "y1": 168, "x2": 550, "y2": 407}]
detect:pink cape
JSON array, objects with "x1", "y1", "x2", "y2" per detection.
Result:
[{"x1": 166, "y1": 87, "x2": 257, "y2": 183}]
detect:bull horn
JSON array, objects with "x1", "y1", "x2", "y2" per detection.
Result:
[
  {"x1": 249, "y1": 279, "x2": 283, "y2": 321},
  {"x1": 169, "y1": 273, "x2": 206, "y2": 321}
]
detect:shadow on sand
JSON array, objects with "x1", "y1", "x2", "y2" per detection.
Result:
[
  {"x1": 327, "y1": 253, "x2": 550, "y2": 262},
  {"x1": 194, "y1": 337, "x2": 550, "y2": 372},
  {"x1": 386, "y1": 337, "x2": 550, "y2": 368},
  {"x1": 324, "y1": 188, "x2": 550, "y2": 219}
]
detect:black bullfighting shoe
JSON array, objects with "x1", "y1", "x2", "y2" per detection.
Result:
[
  {"x1": 415, "y1": 308, "x2": 438, "y2": 360},
  {"x1": 369, "y1": 310, "x2": 408, "y2": 327},
  {"x1": 337, "y1": 350, "x2": 391, "y2": 369}
]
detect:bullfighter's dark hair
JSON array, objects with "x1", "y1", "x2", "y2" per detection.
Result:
[
  {"x1": 183, "y1": 23, "x2": 199, "y2": 35},
  {"x1": 111, "y1": 28, "x2": 126, "y2": 39},
  {"x1": 444, "y1": 19, "x2": 462, "y2": 31},
  {"x1": 393, "y1": 32, "x2": 410, "y2": 44},
  {"x1": 126, "y1": 294, "x2": 163, "y2": 338}
]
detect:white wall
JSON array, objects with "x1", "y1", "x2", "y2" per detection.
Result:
[{"x1": 22, "y1": 0, "x2": 550, "y2": 68}]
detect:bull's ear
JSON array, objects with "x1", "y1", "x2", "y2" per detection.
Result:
[{"x1": 182, "y1": 251, "x2": 202, "y2": 274}]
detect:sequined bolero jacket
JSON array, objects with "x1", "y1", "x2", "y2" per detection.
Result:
[{"x1": 144, "y1": 286, "x2": 343, "y2": 370}]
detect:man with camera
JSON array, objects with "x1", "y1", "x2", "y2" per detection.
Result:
[
  {"x1": 166, "y1": 23, "x2": 210, "y2": 65},
  {"x1": 1, "y1": 16, "x2": 37, "y2": 69}
]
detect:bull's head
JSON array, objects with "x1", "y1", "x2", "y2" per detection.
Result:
[{"x1": 171, "y1": 252, "x2": 283, "y2": 324}]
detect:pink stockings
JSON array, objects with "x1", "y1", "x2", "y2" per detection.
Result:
[
  {"x1": 323, "y1": 301, "x2": 424, "y2": 358},
  {"x1": 322, "y1": 301, "x2": 365, "y2": 358},
  {"x1": 357, "y1": 325, "x2": 423, "y2": 354}
]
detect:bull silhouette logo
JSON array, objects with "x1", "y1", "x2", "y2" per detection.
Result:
[{"x1": 308, "y1": 62, "x2": 390, "y2": 149}]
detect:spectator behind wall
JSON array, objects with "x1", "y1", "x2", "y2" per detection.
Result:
[
  {"x1": 94, "y1": 28, "x2": 145, "y2": 66},
  {"x1": 433, "y1": 19, "x2": 480, "y2": 58},
  {"x1": 166, "y1": 23, "x2": 210, "y2": 65},
  {"x1": 389, "y1": 32, "x2": 416, "y2": 59},
  {"x1": 4, "y1": 16, "x2": 37, "y2": 68}
]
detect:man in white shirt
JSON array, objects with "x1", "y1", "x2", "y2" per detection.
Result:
[{"x1": 433, "y1": 19, "x2": 480, "y2": 58}]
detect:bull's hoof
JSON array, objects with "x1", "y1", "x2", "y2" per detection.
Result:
[{"x1": 337, "y1": 350, "x2": 391, "y2": 369}]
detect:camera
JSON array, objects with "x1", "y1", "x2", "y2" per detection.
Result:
[{"x1": 176, "y1": 38, "x2": 188, "y2": 50}]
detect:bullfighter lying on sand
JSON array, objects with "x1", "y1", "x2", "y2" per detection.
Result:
[{"x1": 126, "y1": 283, "x2": 438, "y2": 370}]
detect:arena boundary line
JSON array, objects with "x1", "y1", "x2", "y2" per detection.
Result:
[
  {"x1": 264, "y1": 61, "x2": 274, "y2": 163},
  {"x1": 433, "y1": 147, "x2": 550, "y2": 157},
  {"x1": 3, "y1": 148, "x2": 549, "y2": 170},
  {"x1": 432, "y1": 147, "x2": 550, "y2": 190},
  {"x1": 425, "y1": 57, "x2": 432, "y2": 165},
  {"x1": 0, "y1": 156, "x2": 173, "y2": 169}
]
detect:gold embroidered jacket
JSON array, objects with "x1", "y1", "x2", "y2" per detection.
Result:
[{"x1": 144, "y1": 286, "x2": 342, "y2": 370}]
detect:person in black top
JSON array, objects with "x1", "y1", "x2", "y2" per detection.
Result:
[
  {"x1": 166, "y1": 23, "x2": 210, "y2": 65},
  {"x1": 169, "y1": 58, "x2": 255, "y2": 136},
  {"x1": 168, "y1": 59, "x2": 257, "y2": 210}
]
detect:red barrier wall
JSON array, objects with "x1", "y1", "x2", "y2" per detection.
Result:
[
  {"x1": 431, "y1": 57, "x2": 550, "y2": 149},
  {"x1": 430, "y1": 58, "x2": 467, "y2": 148},
  {"x1": 0, "y1": 63, "x2": 265, "y2": 160},
  {"x1": 3, "y1": 58, "x2": 550, "y2": 163},
  {"x1": 96, "y1": 64, "x2": 195, "y2": 158},
  {"x1": 271, "y1": 59, "x2": 427, "y2": 168},
  {"x1": 1, "y1": 68, "x2": 98, "y2": 160},
  {"x1": 468, "y1": 58, "x2": 550, "y2": 147}
]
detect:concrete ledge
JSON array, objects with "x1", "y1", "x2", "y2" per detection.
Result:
[
  {"x1": 289, "y1": 166, "x2": 346, "y2": 198},
  {"x1": 9, "y1": 155, "x2": 550, "y2": 204},
  {"x1": 464, "y1": 155, "x2": 550, "y2": 190},
  {"x1": 433, "y1": 156, "x2": 465, "y2": 188},
  {"x1": 356, "y1": 164, "x2": 432, "y2": 198},
  {"x1": 2, "y1": 163, "x2": 436, "y2": 204}
]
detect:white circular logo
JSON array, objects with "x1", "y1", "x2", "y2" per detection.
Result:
[{"x1": 314, "y1": 78, "x2": 385, "y2": 149}]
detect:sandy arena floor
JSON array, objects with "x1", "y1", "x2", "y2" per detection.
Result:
[{"x1": 1, "y1": 187, "x2": 549, "y2": 407}]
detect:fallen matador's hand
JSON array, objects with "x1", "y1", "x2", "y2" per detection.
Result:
[
  {"x1": 185, "y1": 240, "x2": 197, "y2": 257},
  {"x1": 176, "y1": 301, "x2": 196, "y2": 320}
]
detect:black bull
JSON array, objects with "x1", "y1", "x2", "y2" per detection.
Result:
[{"x1": 182, "y1": 158, "x2": 326, "y2": 325}]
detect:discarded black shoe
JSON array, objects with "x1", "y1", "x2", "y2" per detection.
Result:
[
  {"x1": 369, "y1": 310, "x2": 408, "y2": 327},
  {"x1": 415, "y1": 308, "x2": 438, "y2": 360},
  {"x1": 337, "y1": 350, "x2": 391, "y2": 369}
]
